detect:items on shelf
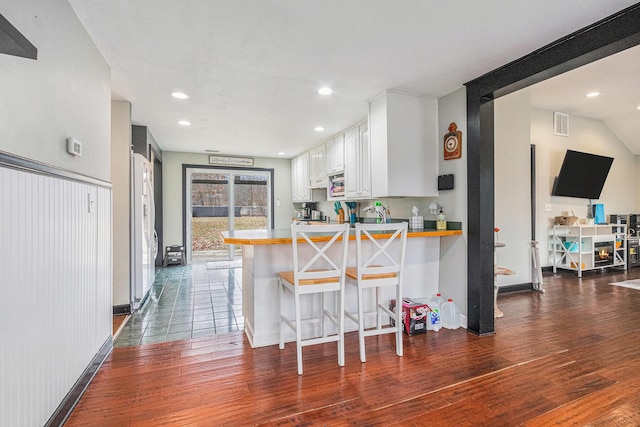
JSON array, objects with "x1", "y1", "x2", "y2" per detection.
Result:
[
  {"x1": 437, "y1": 207, "x2": 447, "y2": 230},
  {"x1": 410, "y1": 206, "x2": 423, "y2": 230},
  {"x1": 329, "y1": 173, "x2": 345, "y2": 198},
  {"x1": 550, "y1": 224, "x2": 627, "y2": 278}
]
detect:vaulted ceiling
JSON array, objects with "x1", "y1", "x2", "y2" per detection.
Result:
[
  {"x1": 67, "y1": 1, "x2": 640, "y2": 157},
  {"x1": 529, "y1": 44, "x2": 640, "y2": 154}
]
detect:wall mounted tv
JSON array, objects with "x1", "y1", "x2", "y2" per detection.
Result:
[{"x1": 551, "y1": 150, "x2": 613, "y2": 200}]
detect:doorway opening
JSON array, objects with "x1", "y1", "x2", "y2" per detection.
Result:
[{"x1": 185, "y1": 166, "x2": 273, "y2": 262}]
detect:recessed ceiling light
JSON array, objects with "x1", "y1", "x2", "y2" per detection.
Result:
[
  {"x1": 315, "y1": 126, "x2": 325, "y2": 132},
  {"x1": 171, "y1": 91, "x2": 190, "y2": 99},
  {"x1": 318, "y1": 87, "x2": 332, "y2": 95},
  {"x1": 178, "y1": 120, "x2": 191, "y2": 126},
  {"x1": 586, "y1": 91, "x2": 600, "y2": 98},
  {"x1": 637, "y1": 105, "x2": 640, "y2": 110},
  {"x1": 277, "y1": 152, "x2": 285, "y2": 156}
]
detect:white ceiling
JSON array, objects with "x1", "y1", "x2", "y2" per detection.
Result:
[
  {"x1": 67, "y1": 0, "x2": 640, "y2": 158},
  {"x1": 529, "y1": 44, "x2": 640, "y2": 153}
]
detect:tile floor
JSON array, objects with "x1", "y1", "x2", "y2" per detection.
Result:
[{"x1": 114, "y1": 260, "x2": 244, "y2": 347}]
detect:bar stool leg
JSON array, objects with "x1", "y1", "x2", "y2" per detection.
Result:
[
  {"x1": 337, "y1": 286, "x2": 345, "y2": 367},
  {"x1": 294, "y1": 289, "x2": 303, "y2": 375},
  {"x1": 395, "y1": 280, "x2": 403, "y2": 357},
  {"x1": 279, "y1": 278, "x2": 285, "y2": 350},
  {"x1": 357, "y1": 284, "x2": 366, "y2": 363}
]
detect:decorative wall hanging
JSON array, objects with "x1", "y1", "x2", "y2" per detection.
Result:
[
  {"x1": 443, "y1": 122, "x2": 462, "y2": 160},
  {"x1": 209, "y1": 155, "x2": 254, "y2": 166}
]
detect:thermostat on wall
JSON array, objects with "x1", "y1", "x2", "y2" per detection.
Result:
[{"x1": 67, "y1": 137, "x2": 82, "y2": 157}]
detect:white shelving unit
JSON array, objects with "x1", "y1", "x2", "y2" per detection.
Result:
[{"x1": 550, "y1": 224, "x2": 627, "y2": 277}]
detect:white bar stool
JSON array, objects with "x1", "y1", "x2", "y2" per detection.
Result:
[
  {"x1": 278, "y1": 223, "x2": 350, "y2": 375},
  {"x1": 344, "y1": 222, "x2": 408, "y2": 363}
]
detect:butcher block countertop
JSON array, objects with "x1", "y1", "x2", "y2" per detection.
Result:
[{"x1": 221, "y1": 227, "x2": 462, "y2": 245}]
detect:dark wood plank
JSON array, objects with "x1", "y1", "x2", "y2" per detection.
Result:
[{"x1": 67, "y1": 269, "x2": 640, "y2": 425}]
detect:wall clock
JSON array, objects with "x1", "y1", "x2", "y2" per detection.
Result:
[{"x1": 444, "y1": 122, "x2": 462, "y2": 160}]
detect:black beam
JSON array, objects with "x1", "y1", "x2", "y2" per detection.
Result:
[{"x1": 464, "y1": 3, "x2": 640, "y2": 336}]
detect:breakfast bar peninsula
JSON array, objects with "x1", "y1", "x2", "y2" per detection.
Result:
[{"x1": 222, "y1": 225, "x2": 462, "y2": 348}]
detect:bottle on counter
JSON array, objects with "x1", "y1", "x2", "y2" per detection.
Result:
[
  {"x1": 375, "y1": 201, "x2": 383, "y2": 224},
  {"x1": 436, "y1": 207, "x2": 447, "y2": 230}
]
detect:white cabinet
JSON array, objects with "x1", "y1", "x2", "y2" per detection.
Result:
[
  {"x1": 344, "y1": 122, "x2": 371, "y2": 199},
  {"x1": 550, "y1": 225, "x2": 626, "y2": 278},
  {"x1": 369, "y1": 90, "x2": 438, "y2": 197},
  {"x1": 326, "y1": 134, "x2": 344, "y2": 174},
  {"x1": 308, "y1": 144, "x2": 327, "y2": 188},
  {"x1": 291, "y1": 152, "x2": 311, "y2": 202}
]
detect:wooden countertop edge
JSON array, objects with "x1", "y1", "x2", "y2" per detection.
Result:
[{"x1": 222, "y1": 229, "x2": 462, "y2": 245}]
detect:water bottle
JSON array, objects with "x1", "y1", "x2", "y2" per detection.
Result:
[
  {"x1": 441, "y1": 299, "x2": 461, "y2": 329},
  {"x1": 432, "y1": 293, "x2": 445, "y2": 307},
  {"x1": 427, "y1": 297, "x2": 442, "y2": 332}
]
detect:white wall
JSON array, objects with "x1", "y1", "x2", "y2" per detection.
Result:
[
  {"x1": 162, "y1": 152, "x2": 292, "y2": 248},
  {"x1": 495, "y1": 89, "x2": 532, "y2": 286},
  {"x1": 636, "y1": 156, "x2": 640, "y2": 212},
  {"x1": 0, "y1": 0, "x2": 111, "y2": 181},
  {"x1": 314, "y1": 87, "x2": 469, "y2": 316},
  {"x1": 493, "y1": 91, "x2": 637, "y2": 280},
  {"x1": 532, "y1": 107, "x2": 636, "y2": 265},
  {"x1": 437, "y1": 87, "x2": 468, "y2": 314},
  {"x1": 0, "y1": 1, "x2": 113, "y2": 424},
  {"x1": 111, "y1": 101, "x2": 132, "y2": 306}
]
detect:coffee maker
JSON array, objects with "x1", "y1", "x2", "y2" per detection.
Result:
[{"x1": 301, "y1": 202, "x2": 316, "y2": 219}]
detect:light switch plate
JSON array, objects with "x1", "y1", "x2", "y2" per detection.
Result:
[{"x1": 88, "y1": 192, "x2": 95, "y2": 213}]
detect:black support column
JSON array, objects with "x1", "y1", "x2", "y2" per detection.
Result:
[{"x1": 464, "y1": 3, "x2": 640, "y2": 336}]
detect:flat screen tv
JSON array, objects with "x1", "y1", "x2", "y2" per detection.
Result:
[{"x1": 551, "y1": 150, "x2": 613, "y2": 200}]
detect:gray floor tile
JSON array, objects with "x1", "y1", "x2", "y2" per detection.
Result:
[
  {"x1": 215, "y1": 325, "x2": 240, "y2": 334},
  {"x1": 170, "y1": 316, "x2": 193, "y2": 325},
  {"x1": 191, "y1": 328, "x2": 216, "y2": 338},
  {"x1": 168, "y1": 323, "x2": 193, "y2": 333},
  {"x1": 114, "y1": 261, "x2": 244, "y2": 348},
  {"x1": 193, "y1": 313, "x2": 215, "y2": 322},
  {"x1": 144, "y1": 326, "x2": 168, "y2": 337},
  {"x1": 193, "y1": 320, "x2": 215, "y2": 330},
  {"x1": 140, "y1": 335, "x2": 167, "y2": 345},
  {"x1": 166, "y1": 331, "x2": 192, "y2": 341},
  {"x1": 214, "y1": 316, "x2": 235, "y2": 326}
]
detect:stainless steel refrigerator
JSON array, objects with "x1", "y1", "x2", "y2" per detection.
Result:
[{"x1": 131, "y1": 153, "x2": 158, "y2": 310}]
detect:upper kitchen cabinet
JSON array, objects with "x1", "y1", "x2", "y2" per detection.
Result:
[
  {"x1": 344, "y1": 121, "x2": 371, "y2": 199},
  {"x1": 325, "y1": 134, "x2": 345, "y2": 174},
  {"x1": 308, "y1": 143, "x2": 327, "y2": 188},
  {"x1": 291, "y1": 152, "x2": 311, "y2": 202},
  {"x1": 369, "y1": 90, "x2": 438, "y2": 197}
]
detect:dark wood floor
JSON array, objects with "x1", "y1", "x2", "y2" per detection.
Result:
[
  {"x1": 67, "y1": 269, "x2": 640, "y2": 426},
  {"x1": 112, "y1": 314, "x2": 128, "y2": 336}
]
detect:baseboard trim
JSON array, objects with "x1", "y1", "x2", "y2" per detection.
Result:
[
  {"x1": 497, "y1": 282, "x2": 534, "y2": 294},
  {"x1": 113, "y1": 304, "x2": 131, "y2": 315},
  {"x1": 45, "y1": 336, "x2": 113, "y2": 427}
]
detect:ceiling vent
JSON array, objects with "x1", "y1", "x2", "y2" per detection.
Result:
[{"x1": 554, "y1": 111, "x2": 569, "y2": 137}]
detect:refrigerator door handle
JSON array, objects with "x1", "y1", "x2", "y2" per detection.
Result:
[{"x1": 153, "y1": 229, "x2": 159, "y2": 259}]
